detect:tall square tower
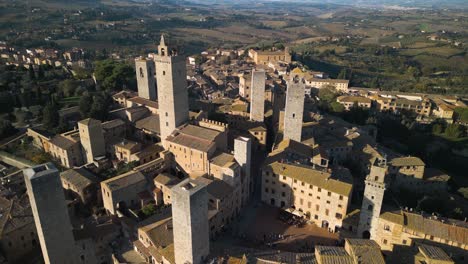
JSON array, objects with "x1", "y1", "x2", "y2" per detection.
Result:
[
  {"x1": 283, "y1": 76, "x2": 305, "y2": 142},
  {"x1": 135, "y1": 58, "x2": 157, "y2": 101},
  {"x1": 172, "y1": 178, "x2": 210, "y2": 264},
  {"x1": 357, "y1": 158, "x2": 388, "y2": 239},
  {"x1": 250, "y1": 70, "x2": 266, "y2": 122},
  {"x1": 23, "y1": 163, "x2": 78, "y2": 264},
  {"x1": 78, "y1": 118, "x2": 106, "y2": 164},
  {"x1": 154, "y1": 35, "x2": 189, "y2": 147}
]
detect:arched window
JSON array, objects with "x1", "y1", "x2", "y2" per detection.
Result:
[
  {"x1": 368, "y1": 204, "x2": 373, "y2": 211},
  {"x1": 374, "y1": 176, "x2": 379, "y2": 181},
  {"x1": 139, "y1": 67, "x2": 144, "y2": 78}
]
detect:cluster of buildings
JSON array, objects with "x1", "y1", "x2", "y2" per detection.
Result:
[
  {"x1": 336, "y1": 88, "x2": 467, "y2": 123},
  {"x1": 0, "y1": 44, "x2": 89, "y2": 69},
  {"x1": 1, "y1": 35, "x2": 466, "y2": 264}
]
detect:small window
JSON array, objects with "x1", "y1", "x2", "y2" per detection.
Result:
[{"x1": 163, "y1": 71, "x2": 166, "y2": 76}]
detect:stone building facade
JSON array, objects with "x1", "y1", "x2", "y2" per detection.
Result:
[{"x1": 261, "y1": 162, "x2": 352, "y2": 232}]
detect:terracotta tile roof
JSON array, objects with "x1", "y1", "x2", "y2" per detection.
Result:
[
  {"x1": 345, "y1": 239, "x2": 385, "y2": 264},
  {"x1": 135, "y1": 114, "x2": 160, "y2": 134},
  {"x1": 207, "y1": 179, "x2": 234, "y2": 200},
  {"x1": 50, "y1": 134, "x2": 77, "y2": 149},
  {"x1": 418, "y1": 244, "x2": 454, "y2": 262},
  {"x1": 380, "y1": 211, "x2": 468, "y2": 245},
  {"x1": 315, "y1": 246, "x2": 354, "y2": 264},
  {"x1": 102, "y1": 171, "x2": 146, "y2": 191},
  {"x1": 140, "y1": 217, "x2": 173, "y2": 248},
  {"x1": 154, "y1": 173, "x2": 180, "y2": 186},
  {"x1": 128, "y1": 96, "x2": 159, "y2": 109},
  {"x1": 166, "y1": 125, "x2": 220, "y2": 152},
  {"x1": 60, "y1": 168, "x2": 98, "y2": 189},
  {"x1": 337, "y1": 95, "x2": 372, "y2": 104},
  {"x1": 390, "y1": 156, "x2": 425, "y2": 167},
  {"x1": 265, "y1": 162, "x2": 352, "y2": 197},
  {"x1": 210, "y1": 152, "x2": 236, "y2": 168}
]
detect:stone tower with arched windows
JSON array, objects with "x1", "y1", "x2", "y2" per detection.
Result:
[
  {"x1": 357, "y1": 156, "x2": 388, "y2": 239},
  {"x1": 154, "y1": 35, "x2": 189, "y2": 147},
  {"x1": 135, "y1": 58, "x2": 156, "y2": 100}
]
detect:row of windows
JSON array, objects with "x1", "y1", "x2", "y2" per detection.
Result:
[{"x1": 264, "y1": 174, "x2": 343, "y2": 200}]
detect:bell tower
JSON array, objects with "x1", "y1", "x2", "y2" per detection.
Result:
[{"x1": 154, "y1": 35, "x2": 189, "y2": 147}]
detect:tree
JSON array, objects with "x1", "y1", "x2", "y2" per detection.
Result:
[
  {"x1": 89, "y1": 94, "x2": 110, "y2": 121},
  {"x1": 337, "y1": 68, "x2": 347, "y2": 79},
  {"x1": 445, "y1": 124, "x2": 463, "y2": 138},
  {"x1": 94, "y1": 60, "x2": 136, "y2": 91},
  {"x1": 432, "y1": 123, "x2": 444, "y2": 134},
  {"x1": 330, "y1": 102, "x2": 345, "y2": 113},
  {"x1": 79, "y1": 94, "x2": 93, "y2": 118},
  {"x1": 141, "y1": 203, "x2": 157, "y2": 216},
  {"x1": 318, "y1": 86, "x2": 337, "y2": 104},
  {"x1": 42, "y1": 101, "x2": 59, "y2": 130},
  {"x1": 58, "y1": 79, "x2": 79, "y2": 98}
]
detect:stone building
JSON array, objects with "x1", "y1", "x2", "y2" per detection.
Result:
[
  {"x1": 250, "y1": 70, "x2": 266, "y2": 122},
  {"x1": 166, "y1": 124, "x2": 225, "y2": 176},
  {"x1": 135, "y1": 57, "x2": 157, "y2": 101},
  {"x1": 155, "y1": 35, "x2": 189, "y2": 146},
  {"x1": 376, "y1": 210, "x2": 468, "y2": 260},
  {"x1": 153, "y1": 173, "x2": 181, "y2": 205},
  {"x1": 78, "y1": 118, "x2": 106, "y2": 164},
  {"x1": 23, "y1": 163, "x2": 78, "y2": 264},
  {"x1": 101, "y1": 170, "x2": 148, "y2": 215},
  {"x1": 172, "y1": 178, "x2": 210, "y2": 264},
  {"x1": 238, "y1": 73, "x2": 251, "y2": 100},
  {"x1": 307, "y1": 78, "x2": 349, "y2": 92},
  {"x1": 373, "y1": 95, "x2": 432, "y2": 116},
  {"x1": 60, "y1": 167, "x2": 99, "y2": 205},
  {"x1": 283, "y1": 76, "x2": 305, "y2": 142},
  {"x1": 134, "y1": 216, "x2": 175, "y2": 264},
  {"x1": 261, "y1": 162, "x2": 352, "y2": 232},
  {"x1": 249, "y1": 48, "x2": 291, "y2": 65},
  {"x1": 0, "y1": 195, "x2": 40, "y2": 263},
  {"x1": 48, "y1": 131, "x2": 84, "y2": 168},
  {"x1": 357, "y1": 157, "x2": 387, "y2": 240},
  {"x1": 337, "y1": 95, "x2": 372, "y2": 110}
]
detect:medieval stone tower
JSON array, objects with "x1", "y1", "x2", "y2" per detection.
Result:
[
  {"x1": 172, "y1": 178, "x2": 210, "y2": 264},
  {"x1": 250, "y1": 70, "x2": 266, "y2": 122},
  {"x1": 24, "y1": 163, "x2": 78, "y2": 264},
  {"x1": 154, "y1": 35, "x2": 189, "y2": 147},
  {"x1": 283, "y1": 76, "x2": 305, "y2": 142},
  {"x1": 357, "y1": 157, "x2": 388, "y2": 239},
  {"x1": 135, "y1": 57, "x2": 157, "y2": 101},
  {"x1": 234, "y1": 137, "x2": 252, "y2": 203},
  {"x1": 78, "y1": 118, "x2": 106, "y2": 164}
]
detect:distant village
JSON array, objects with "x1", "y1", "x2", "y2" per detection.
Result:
[{"x1": 0, "y1": 34, "x2": 466, "y2": 264}]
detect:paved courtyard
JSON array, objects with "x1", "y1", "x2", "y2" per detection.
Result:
[{"x1": 231, "y1": 203, "x2": 339, "y2": 252}]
